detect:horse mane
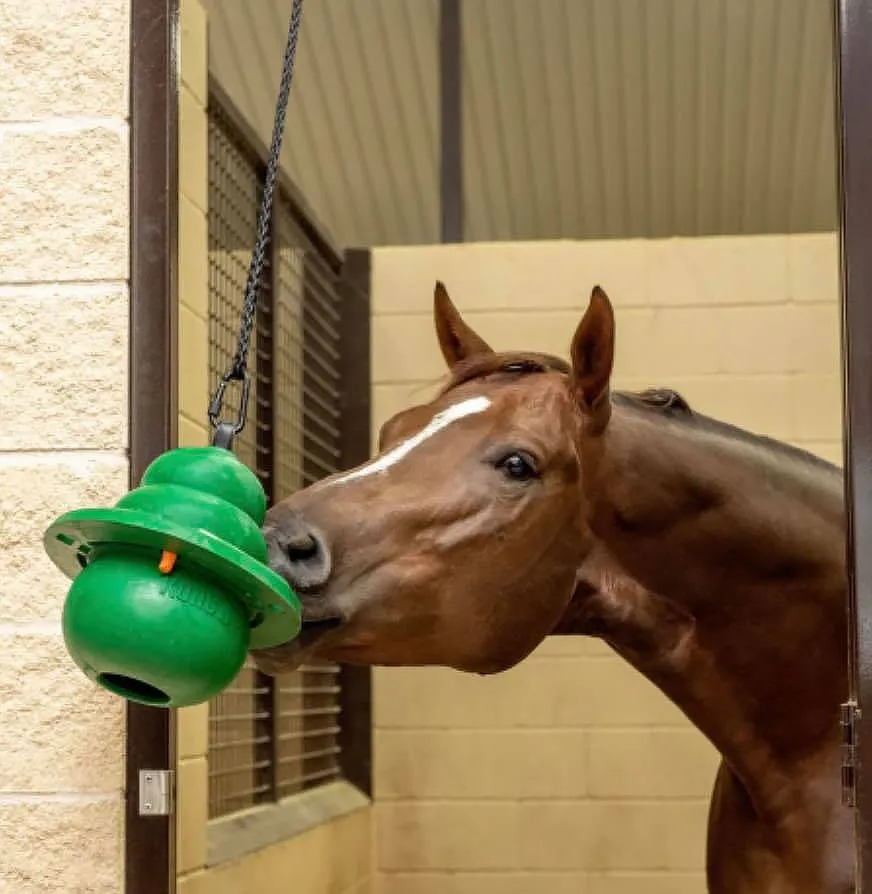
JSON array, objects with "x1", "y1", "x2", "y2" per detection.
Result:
[
  {"x1": 615, "y1": 388, "x2": 840, "y2": 475},
  {"x1": 614, "y1": 388, "x2": 694, "y2": 417}
]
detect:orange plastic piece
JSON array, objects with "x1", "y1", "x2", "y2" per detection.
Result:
[{"x1": 158, "y1": 550, "x2": 177, "y2": 574}]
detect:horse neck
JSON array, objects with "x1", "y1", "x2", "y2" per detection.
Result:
[{"x1": 572, "y1": 403, "x2": 847, "y2": 810}]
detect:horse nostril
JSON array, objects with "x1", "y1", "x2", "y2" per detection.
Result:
[
  {"x1": 268, "y1": 513, "x2": 332, "y2": 591},
  {"x1": 284, "y1": 533, "x2": 318, "y2": 563}
]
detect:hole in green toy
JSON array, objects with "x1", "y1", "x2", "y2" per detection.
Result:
[
  {"x1": 249, "y1": 611, "x2": 264, "y2": 629},
  {"x1": 97, "y1": 673, "x2": 170, "y2": 705},
  {"x1": 56, "y1": 533, "x2": 75, "y2": 547}
]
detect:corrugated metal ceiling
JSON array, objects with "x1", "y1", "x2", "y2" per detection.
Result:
[{"x1": 203, "y1": 0, "x2": 838, "y2": 249}]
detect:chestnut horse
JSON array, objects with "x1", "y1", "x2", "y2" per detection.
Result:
[{"x1": 253, "y1": 283, "x2": 851, "y2": 893}]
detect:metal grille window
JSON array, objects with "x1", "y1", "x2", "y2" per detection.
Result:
[{"x1": 206, "y1": 99, "x2": 349, "y2": 819}]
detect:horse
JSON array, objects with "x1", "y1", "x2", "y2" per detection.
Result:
[{"x1": 252, "y1": 282, "x2": 851, "y2": 893}]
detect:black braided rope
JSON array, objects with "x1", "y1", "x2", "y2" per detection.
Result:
[{"x1": 209, "y1": 0, "x2": 304, "y2": 442}]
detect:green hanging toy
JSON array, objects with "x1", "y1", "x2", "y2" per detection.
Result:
[
  {"x1": 42, "y1": 0, "x2": 306, "y2": 709},
  {"x1": 43, "y1": 446, "x2": 301, "y2": 708}
]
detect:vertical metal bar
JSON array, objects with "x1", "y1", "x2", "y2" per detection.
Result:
[
  {"x1": 835, "y1": 0, "x2": 872, "y2": 885},
  {"x1": 254, "y1": 200, "x2": 279, "y2": 804},
  {"x1": 440, "y1": 0, "x2": 463, "y2": 243},
  {"x1": 300, "y1": 253, "x2": 321, "y2": 792},
  {"x1": 301, "y1": 257, "x2": 330, "y2": 492},
  {"x1": 336, "y1": 249, "x2": 373, "y2": 797},
  {"x1": 127, "y1": 0, "x2": 179, "y2": 890}
]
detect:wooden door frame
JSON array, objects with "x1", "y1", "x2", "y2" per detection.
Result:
[
  {"x1": 127, "y1": 0, "x2": 180, "y2": 891},
  {"x1": 835, "y1": 0, "x2": 872, "y2": 888},
  {"x1": 126, "y1": 0, "x2": 872, "y2": 887},
  {"x1": 124, "y1": 6, "x2": 377, "y2": 887}
]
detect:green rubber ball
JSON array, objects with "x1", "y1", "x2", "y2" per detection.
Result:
[{"x1": 63, "y1": 548, "x2": 249, "y2": 708}]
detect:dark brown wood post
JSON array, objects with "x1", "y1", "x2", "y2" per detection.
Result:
[
  {"x1": 336, "y1": 248, "x2": 373, "y2": 797},
  {"x1": 127, "y1": 0, "x2": 179, "y2": 890}
]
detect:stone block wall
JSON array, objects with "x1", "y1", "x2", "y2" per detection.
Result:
[{"x1": 0, "y1": 2, "x2": 131, "y2": 891}]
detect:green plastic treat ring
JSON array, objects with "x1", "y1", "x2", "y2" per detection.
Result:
[{"x1": 43, "y1": 446, "x2": 302, "y2": 709}]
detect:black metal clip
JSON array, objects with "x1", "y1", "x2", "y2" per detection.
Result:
[{"x1": 208, "y1": 370, "x2": 252, "y2": 451}]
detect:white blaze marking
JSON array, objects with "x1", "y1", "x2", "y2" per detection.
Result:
[{"x1": 324, "y1": 395, "x2": 492, "y2": 488}]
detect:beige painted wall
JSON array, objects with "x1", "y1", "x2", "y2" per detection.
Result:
[
  {"x1": 0, "y1": 1, "x2": 131, "y2": 891},
  {"x1": 175, "y1": 0, "x2": 213, "y2": 882},
  {"x1": 176, "y1": 3, "x2": 373, "y2": 891},
  {"x1": 370, "y1": 234, "x2": 842, "y2": 893}
]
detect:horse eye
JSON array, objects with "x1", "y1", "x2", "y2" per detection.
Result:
[{"x1": 497, "y1": 452, "x2": 539, "y2": 481}]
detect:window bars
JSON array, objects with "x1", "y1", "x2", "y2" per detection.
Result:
[{"x1": 206, "y1": 99, "x2": 345, "y2": 819}]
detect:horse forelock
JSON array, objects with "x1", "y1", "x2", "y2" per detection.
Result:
[{"x1": 439, "y1": 351, "x2": 572, "y2": 396}]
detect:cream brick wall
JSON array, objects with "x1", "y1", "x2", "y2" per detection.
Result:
[
  {"x1": 0, "y1": 1, "x2": 130, "y2": 891},
  {"x1": 370, "y1": 234, "x2": 843, "y2": 893},
  {"x1": 175, "y1": 3, "x2": 373, "y2": 891}
]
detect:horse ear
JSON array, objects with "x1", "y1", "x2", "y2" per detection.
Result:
[
  {"x1": 570, "y1": 286, "x2": 615, "y2": 428},
  {"x1": 433, "y1": 281, "x2": 494, "y2": 368}
]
